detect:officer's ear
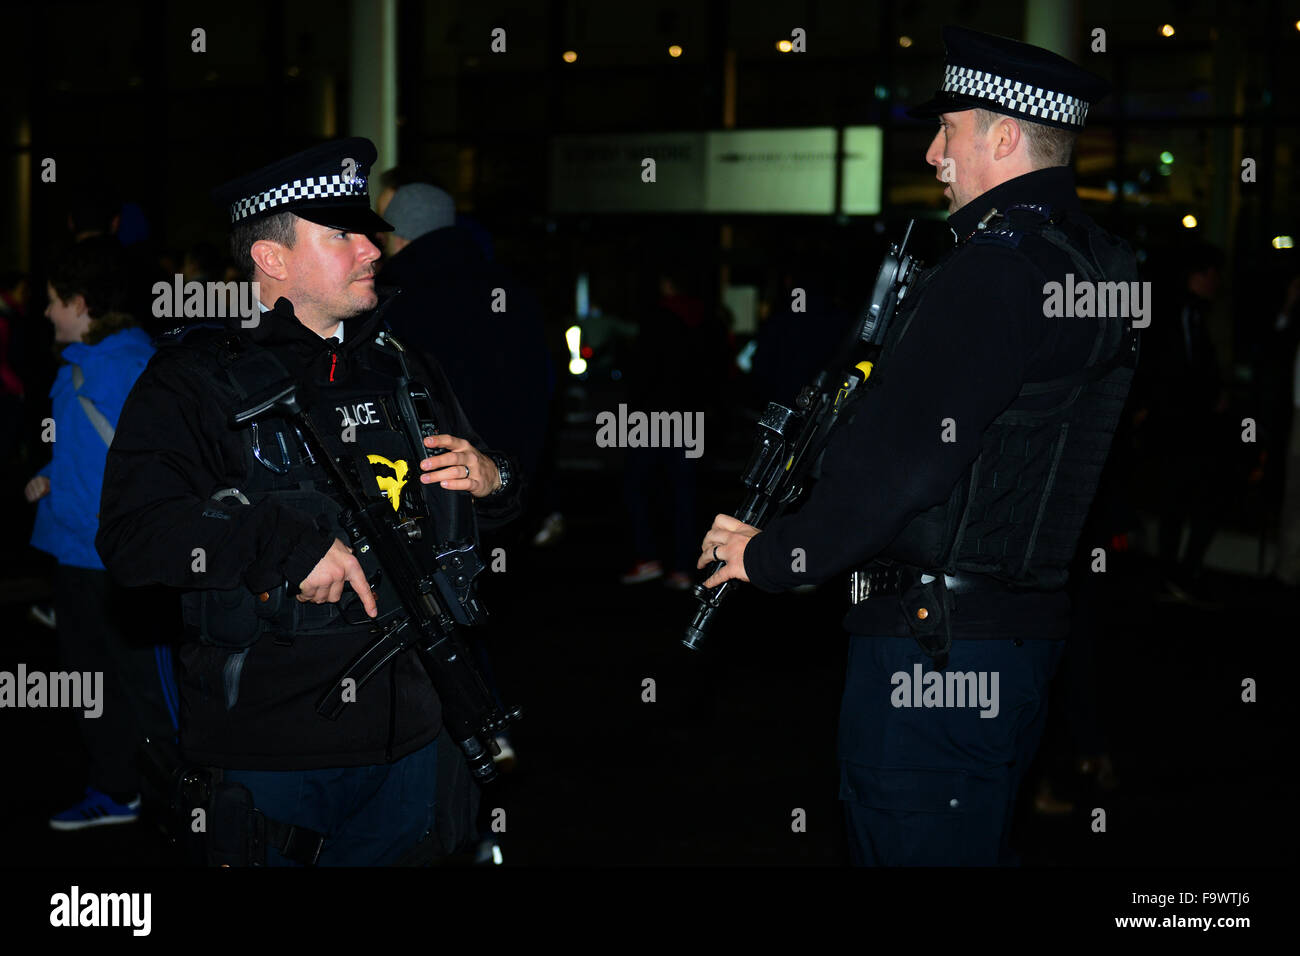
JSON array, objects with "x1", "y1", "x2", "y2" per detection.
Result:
[
  {"x1": 249, "y1": 238, "x2": 291, "y2": 282},
  {"x1": 991, "y1": 116, "x2": 1023, "y2": 161}
]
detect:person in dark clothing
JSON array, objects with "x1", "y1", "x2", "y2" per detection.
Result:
[
  {"x1": 752, "y1": 288, "x2": 857, "y2": 409},
  {"x1": 377, "y1": 184, "x2": 553, "y2": 487},
  {"x1": 698, "y1": 27, "x2": 1136, "y2": 865},
  {"x1": 622, "y1": 269, "x2": 731, "y2": 588},
  {"x1": 1138, "y1": 243, "x2": 1230, "y2": 595},
  {"x1": 96, "y1": 139, "x2": 522, "y2": 866}
]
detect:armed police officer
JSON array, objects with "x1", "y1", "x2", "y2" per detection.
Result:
[
  {"x1": 699, "y1": 28, "x2": 1137, "y2": 865},
  {"x1": 97, "y1": 138, "x2": 521, "y2": 866}
]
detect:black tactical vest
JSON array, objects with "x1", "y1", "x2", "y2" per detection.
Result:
[
  {"x1": 877, "y1": 205, "x2": 1140, "y2": 590},
  {"x1": 175, "y1": 327, "x2": 481, "y2": 668}
]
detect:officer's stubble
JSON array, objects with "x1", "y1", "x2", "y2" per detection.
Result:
[{"x1": 250, "y1": 216, "x2": 381, "y2": 340}]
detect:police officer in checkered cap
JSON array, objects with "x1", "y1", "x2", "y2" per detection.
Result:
[
  {"x1": 699, "y1": 28, "x2": 1140, "y2": 865},
  {"x1": 97, "y1": 138, "x2": 523, "y2": 865},
  {"x1": 213, "y1": 136, "x2": 393, "y2": 238}
]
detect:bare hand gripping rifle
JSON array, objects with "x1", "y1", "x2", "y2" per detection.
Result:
[
  {"x1": 231, "y1": 360, "x2": 521, "y2": 783},
  {"x1": 683, "y1": 221, "x2": 923, "y2": 651}
]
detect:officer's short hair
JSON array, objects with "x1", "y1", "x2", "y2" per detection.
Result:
[
  {"x1": 973, "y1": 108, "x2": 1075, "y2": 168},
  {"x1": 230, "y1": 211, "x2": 298, "y2": 280}
]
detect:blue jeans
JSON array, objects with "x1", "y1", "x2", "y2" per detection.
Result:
[
  {"x1": 838, "y1": 635, "x2": 1065, "y2": 866},
  {"x1": 222, "y1": 738, "x2": 438, "y2": 866}
]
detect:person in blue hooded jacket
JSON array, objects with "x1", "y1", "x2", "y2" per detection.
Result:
[{"x1": 24, "y1": 237, "x2": 178, "y2": 831}]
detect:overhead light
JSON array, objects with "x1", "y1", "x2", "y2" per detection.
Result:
[
  {"x1": 562, "y1": 50, "x2": 577, "y2": 63},
  {"x1": 1159, "y1": 150, "x2": 1174, "y2": 164},
  {"x1": 668, "y1": 44, "x2": 683, "y2": 58},
  {"x1": 776, "y1": 39, "x2": 793, "y2": 53},
  {"x1": 1182, "y1": 214, "x2": 1198, "y2": 228},
  {"x1": 1161, "y1": 24, "x2": 1175, "y2": 37},
  {"x1": 1273, "y1": 236, "x2": 1295, "y2": 249},
  {"x1": 898, "y1": 36, "x2": 913, "y2": 48}
]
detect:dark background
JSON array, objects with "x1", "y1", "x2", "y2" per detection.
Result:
[{"x1": 0, "y1": 0, "x2": 1297, "y2": 873}]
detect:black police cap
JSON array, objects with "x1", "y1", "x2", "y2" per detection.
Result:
[
  {"x1": 212, "y1": 137, "x2": 393, "y2": 233},
  {"x1": 908, "y1": 26, "x2": 1110, "y2": 132}
]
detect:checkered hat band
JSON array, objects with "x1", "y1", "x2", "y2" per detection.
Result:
[
  {"x1": 229, "y1": 173, "x2": 369, "y2": 223},
  {"x1": 942, "y1": 64, "x2": 1088, "y2": 127}
]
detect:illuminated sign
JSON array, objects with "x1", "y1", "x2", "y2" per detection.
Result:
[{"x1": 550, "y1": 127, "x2": 883, "y2": 215}]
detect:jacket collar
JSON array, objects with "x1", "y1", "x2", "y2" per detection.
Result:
[
  {"x1": 947, "y1": 166, "x2": 1082, "y2": 245},
  {"x1": 229, "y1": 288, "x2": 399, "y2": 354}
]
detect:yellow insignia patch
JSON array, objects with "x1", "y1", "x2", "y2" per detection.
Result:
[{"x1": 367, "y1": 455, "x2": 409, "y2": 511}]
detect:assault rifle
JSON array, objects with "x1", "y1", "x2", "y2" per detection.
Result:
[
  {"x1": 231, "y1": 352, "x2": 520, "y2": 783},
  {"x1": 683, "y1": 221, "x2": 923, "y2": 650}
]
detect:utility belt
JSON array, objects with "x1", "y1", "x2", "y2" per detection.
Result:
[
  {"x1": 848, "y1": 563, "x2": 1011, "y2": 604},
  {"x1": 139, "y1": 735, "x2": 454, "y2": 867},
  {"x1": 139, "y1": 736, "x2": 325, "y2": 866},
  {"x1": 846, "y1": 562, "x2": 1012, "y2": 670}
]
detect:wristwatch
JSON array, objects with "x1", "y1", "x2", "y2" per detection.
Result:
[{"x1": 485, "y1": 452, "x2": 512, "y2": 497}]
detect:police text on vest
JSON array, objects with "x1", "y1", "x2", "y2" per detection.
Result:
[{"x1": 337, "y1": 401, "x2": 382, "y2": 428}]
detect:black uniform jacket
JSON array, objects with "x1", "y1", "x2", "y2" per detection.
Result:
[
  {"x1": 744, "y1": 166, "x2": 1107, "y2": 639},
  {"x1": 96, "y1": 291, "x2": 522, "y2": 768}
]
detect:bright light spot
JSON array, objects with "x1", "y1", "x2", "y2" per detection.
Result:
[
  {"x1": 1159, "y1": 151, "x2": 1174, "y2": 164},
  {"x1": 1161, "y1": 24, "x2": 1175, "y2": 37},
  {"x1": 562, "y1": 50, "x2": 577, "y2": 63},
  {"x1": 1273, "y1": 235, "x2": 1295, "y2": 249},
  {"x1": 492, "y1": 844, "x2": 503, "y2": 865},
  {"x1": 668, "y1": 45, "x2": 683, "y2": 58},
  {"x1": 1182, "y1": 214, "x2": 1198, "y2": 228},
  {"x1": 898, "y1": 36, "x2": 913, "y2": 48},
  {"x1": 776, "y1": 39, "x2": 793, "y2": 53},
  {"x1": 566, "y1": 325, "x2": 585, "y2": 375}
]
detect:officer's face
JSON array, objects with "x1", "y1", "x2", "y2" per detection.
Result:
[
  {"x1": 926, "y1": 111, "x2": 991, "y2": 213},
  {"x1": 281, "y1": 220, "x2": 381, "y2": 325}
]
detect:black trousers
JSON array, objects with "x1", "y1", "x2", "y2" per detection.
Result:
[
  {"x1": 55, "y1": 564, "x2": 177, "y2": 794},
  {"x1": 838, "y1": 635, "x2": 1065, "y2": 865}
]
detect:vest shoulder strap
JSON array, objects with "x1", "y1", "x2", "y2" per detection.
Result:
[{"x1": 976, "y1": 205, "x2": 1140, "y2": 397}]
